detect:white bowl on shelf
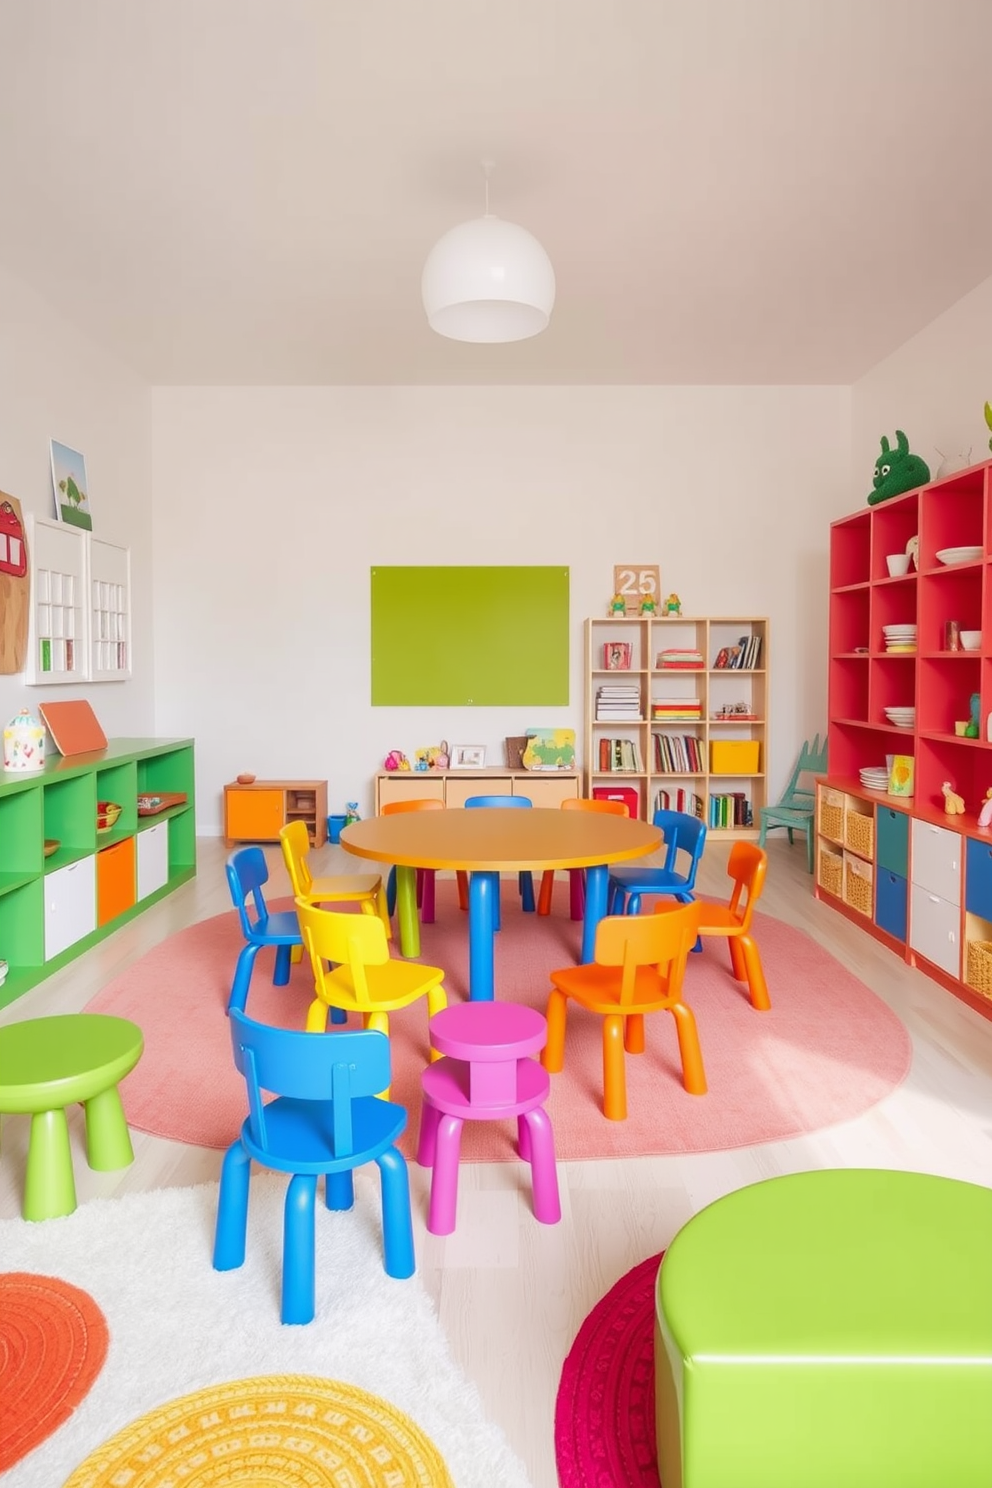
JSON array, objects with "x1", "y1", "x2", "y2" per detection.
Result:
[
  {"x1": 960, "y1": 630, "x2": 982, "y2": 650},
  {"x1": 935, "y1": 545, "x2": 982, "y2": 565}
]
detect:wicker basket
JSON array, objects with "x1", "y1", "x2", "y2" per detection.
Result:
[
  {"x1": 818, "y1": 846, "x2": 843, "y2": 898},
  {"x1": 818, "y1": 787, "x2": 844, "y2": 843},
  {"x1": 965, "y1": 941, "x2": 992, "y2": 1001},
  {"x1": 844, "y1": 808, "x2": 874, "y2": 859},
  {"x1": 843, "y1": 852, "x2": 873, "y2": 917}
]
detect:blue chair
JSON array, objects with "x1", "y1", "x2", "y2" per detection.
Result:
[
  {"x1": 456, "y1": 795, "x2": 536, "y2": 927},
  {"x1": 608, "y1": 810, "x2": 707, "y2": 916},
  {"x1": 225, "y1": 847, "x2": 304, "y2": 1015},
  {"x1": 213, "y1": 1014, "x2": 415, "y2": 1325}
]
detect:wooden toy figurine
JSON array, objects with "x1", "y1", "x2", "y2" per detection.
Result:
[
  {"x1": 639, "y1": 593, "x2": 657, "y2": 616},
  {"x1": 609, "y1": 592, "x2": 627, "y2": 617},
  {"x1": 663, "y1": 593, "x2": 682, "y2": 616},
  {"x1": 979, "y1": 789, "x2": 992, "y2": 829},
  {"x1": 941, "y1": 781, "x2": 966, "y2": 815}
]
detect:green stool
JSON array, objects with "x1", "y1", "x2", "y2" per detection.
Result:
[
  {"x1": 655, "y1": 1169, "x2": 992, "y2": 1488},
  {"x1": 0, "y1": 1013, "x2": 144, "y2": 1221}
]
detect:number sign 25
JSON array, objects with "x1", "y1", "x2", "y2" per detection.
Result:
[{"x1": 614, "y1": 565, "x2": 660, "y2": 614}]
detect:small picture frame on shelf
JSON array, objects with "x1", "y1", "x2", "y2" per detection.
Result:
[
  {"x1": 450, "y1": 744, "x2": 486, "y2": 770},
  {"x1": 604, "y1": 641, "x2": 631, "y2": 670}
]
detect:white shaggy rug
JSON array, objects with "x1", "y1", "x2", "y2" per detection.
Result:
[{"x1": 1, "y1": 1174, "x2": 533, "y2": 1487}]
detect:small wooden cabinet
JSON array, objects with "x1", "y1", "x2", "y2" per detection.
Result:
[
  {"x1": 223, "y1": 779, "x2": 328, "y2": 847},
  {"x1": 375, "y1": 770, "x2": 579, "y2": 814}
]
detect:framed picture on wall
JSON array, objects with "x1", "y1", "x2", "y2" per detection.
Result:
[
  {"x1": 450, "y1": 745, "x2": 486, "y2": 769},
  {"x1": 50, "y1": 439, "x2": 94, "y2": 531}
]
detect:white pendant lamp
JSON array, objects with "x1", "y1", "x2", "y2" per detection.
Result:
[{"x1": 422, "y1": 161, "x2": 555, "y2": 343}]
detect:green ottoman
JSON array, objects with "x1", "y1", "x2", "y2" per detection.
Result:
[
  {"x1": 0, "y1": 1013, "x2": 144, "y2": 1221},
  {"x1": 655, "y1": 1169, "x2": 992, "y2": 1488}
]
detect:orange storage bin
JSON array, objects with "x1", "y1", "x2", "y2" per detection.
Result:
[{"x1": 97, "y1": 837, "x2": 136, "y2": 926}]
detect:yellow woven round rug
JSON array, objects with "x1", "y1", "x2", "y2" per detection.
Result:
[{"x1": 64, "y1": 1374, "x2": 455, "y2": 1488}]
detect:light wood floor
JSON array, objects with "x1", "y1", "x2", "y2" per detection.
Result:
[{"x1": 3, "y1": 836, "x2": 992, "y2": 1488}]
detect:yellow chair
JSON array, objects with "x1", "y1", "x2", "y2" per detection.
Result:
[
  {"x1": 279, "y1": 820, "x2": 389, "y2": 933},
  {"x1": 295, "y1": 900, "x2": 447, "y2": 1086},
  {"x1": 543, "y1": 901, "x2": 706, "y2": 1121},
  {"x1": 537, "y1": 796, "x2": 629, "y2": 917}
]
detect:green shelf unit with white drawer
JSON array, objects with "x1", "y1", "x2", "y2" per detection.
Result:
[{"x1": 0, "y1": 738, "x2": 195, "y2": 1011}]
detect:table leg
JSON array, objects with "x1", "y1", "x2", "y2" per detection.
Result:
[
  {"x1": 468, "y1": 870, "x2": 498, "y2": 1001},
  {"x1": 24, "y1": 1107, "x2": 76, "y2": 1221},
  {"x1": 581, "y1": 863, "x2": 609, "y2": 963},
  {"x1": 395, "y1": 864, "x2": 421, "y2": 958}
]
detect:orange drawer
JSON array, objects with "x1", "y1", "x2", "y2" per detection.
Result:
[
  {"x1": 225, "y1": 788, "x2": 284, "y2": 841},
  {"x1": 97, "y1": 837, "x2": 136, "y2": 926}
]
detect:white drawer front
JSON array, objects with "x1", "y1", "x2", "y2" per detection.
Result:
[
  {"x1": 909, "y1": 884, "x2": 961, "y2": 977},
  {"x1": 44, "y1": 856, "x2": 97, "y2": 961},
  {"x1": 137, "y1": 821, "x2": 169, "y2": 899},
  {"x1": 910, "y1": 820, "x2": 962, "y2": 905}
]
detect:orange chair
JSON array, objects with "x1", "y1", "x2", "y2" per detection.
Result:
[
  {"x1": 382, "y1": 798, "x2": 444, "y2": 924},
  {"x1": 537, "y1": 796, "x2": 629, "y2": 918},
  {"x1": 692, "y1": 841, "x2": 770, "y2": 1010},
  {"x1": 543, "y1": 901, "x2": 706, "y2": 1121},
  {"x1": 279, "y1": 821, "x2": 389, "y2": 934}
]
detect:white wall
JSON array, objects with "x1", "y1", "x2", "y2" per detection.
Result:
[
  {"x1": 852, "y1": 272, "x2": 992, "y2": 488},
  {"x1": 0, "y1": 261, "x2": 154, "y2": 736},
  {"x1": 150, "y1": 385, "x2": 849, "y2": 834}
]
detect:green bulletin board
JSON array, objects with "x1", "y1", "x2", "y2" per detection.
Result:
[{"x1": 371, "y1": 566, "x2": 569, "y2": 706}]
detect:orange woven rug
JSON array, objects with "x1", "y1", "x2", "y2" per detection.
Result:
[
  {"x1": 0, "y1": 1273, "x2": 108, "y2": 1472},
  {"x1": 63, "y1": 1375, "x2": 454, "y2": 1488},
  {"x1": 86, "y1": 884, "x2": 912, "y2": 1158}
]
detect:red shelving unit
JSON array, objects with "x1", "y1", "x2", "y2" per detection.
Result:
[{"x1": 820, "y1": 460, "x2": 992, "y2": 1021}]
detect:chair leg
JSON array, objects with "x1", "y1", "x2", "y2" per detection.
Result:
[
  {"x1": 628, "y1": 892, "x2": 642, "y2": 916},
  {"x1": 758, "y1": 818, "x2": 767, "y2": 847},
  {"x1": 787, "y1": 828, "x2": 794, "y2": 845},
  {"x1": 417, "y1": 1099, "x2": 441, "y2": 1167},
  {"x1": 519, "y1": 1107, "x2": 561, "y2": 1224},
  {"x1": 282, "y1": 1173, "x2": 317, "y2": 1324},
  {"x1": 569, "y1": 869, "x2": 585, "y2": 921},
  {"x1": 23, "y1": 1108, "x2": 76, "y2": 1221},
  {"x1": 602, "y1": 1014, "x2": 628, "y2": 1121},
  {"x1": 609, "y1": 884, "x2": 625, "y2": 914},
  {"x1": 325, "y1": 1169, "x2": 354, "y2": 1210},
  {"x1": 806, "y1": 825, "x2": 815, "y2": 874},
  {"x1": 456, "y1": 870, "x2": 469, "y2": 911},
  {"x1": 273, "y1": 943, "x2": 294, "y2": 986},
  {"x1": 387, "y1": 865, "x2": 397, "y2": 916},
  {"x1": 624, "y1": 1013, "x2": 645, "y2": 1054},
  {"x1": 228, "y1": 944, "x2": 260, "y2": 1014},
  {"x1": 426, "y1": 983, "x2": 447, "y2": 1059},
  {"x1": 377, "y1": 1144, "x2": 415, "y2": 1278},
  {"x1": 375, "y1": 883, "x2": 391, "y2": 936},
  {"x1": 729, "y1": 936, "x2": 746, "y2": 981},
  {"x1": 538, "y1": 869, "x2": 555, "y2": 916},
  {"x1": 542, "y1": 990, "x2": 568, "y2": 1073},
  {"x1": 668, "y1": 1002, "x2": 708, "y2": 1094},
  {"x1": 520, "y1": 871, "x2": 536, "y2": 913},
  {"x1": 305, "y1": 998, "x2": 330, "y2": 1033},
  {"x1": 83, "y1": 1084, "x2": 134, "y2": 1170},
  {"x1": 213, "y1": 1140, "x2": 251, "y2": 1272},
  {"x1": 740, "y1": 935, "x2": 771, "y2": 1010},
  {"x1": 329, "y1": 1005, "x2": 348, "y2": 1025},
  {"x1": 421, "y1": 870, "x2": 436, "y2": 924},
  {"x1": 426, "y1": 1113, "x2": 463, "y2": 1236}
]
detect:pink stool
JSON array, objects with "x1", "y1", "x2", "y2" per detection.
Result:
[{"x1": 417, "y1": 1001, "x2": 562, "y2": 1236}]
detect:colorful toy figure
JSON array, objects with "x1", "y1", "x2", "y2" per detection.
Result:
[
  {"x1": 967, "y1": 692, "x2": 981, "y2": 739},
  {"x1": 609, "y1": 592, "x2": 627, "y2": 617},
  {"x1": 663, "y1": 593, "x2": 682, "y2": 616},
  {"x1": 639, "y1": 593, "x2": 657, "y2": 616},
  {"x1": 383, "y1": 750, "x2": 410, "y2": 772},
  {"x1": 345, "y1": 801, "x2": 361, "y2": 825},
  {"x1": 978, "y1": 789, "x2": 992, "y2": 829},
  {"x1": 867, "y1": 430, "x2": 930, "y2": 506},
  {"x1": 941, "y1": 781, "x2": 965, "y2": 816}
]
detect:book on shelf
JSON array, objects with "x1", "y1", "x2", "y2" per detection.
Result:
[
  {"x1": 652, "y1": 697, "x2": 702, "y2": 721},
  {"x1": 603, "y1": 641, "x2": 632, "y2": 670},
  {"x1": 596, "y1": 682, "x2": 642, "y2": 721},
  {"x1": 653, "y1": 732, "x2": 703, "y2": 773},
  {"x1": 598, "y1": 736, "x2": 643, "y2": 772},
  {"x1": 654, "y1": 786, "x2": 704, "y2": 819},
  {"x1": 708, "y1": 792, "x2": 752, "y2": 828},
  {"x1": 713, "y1": 634, "x2": 762, "y2": 671},
  {"x1": 656, "y1": 648, "x2": 704, "y2": 670}
]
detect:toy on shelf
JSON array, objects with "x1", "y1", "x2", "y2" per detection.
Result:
[
  {"x1": 639, "y1": 592, "x2": 657, "y2": 616},
  {"x1": 867, "y1": 430, "x2": 930, "y2": 506},
  {"x1": 609, "y1": 592, "x2": 627, "y2": 617},
  {"x1": 984, "y1": 401, "x2": 992, "y2": 453},
  {"x1": 662, "y1": 593, "x2": 682, "y2": 616},
  {"x1": 941, "y1": 782, "x2": 965, "y2": 816},
  {"x1": 967, "y1": 692, "x2": 981, "y2": 740},
  {"x1": 383, "y1": 750, "x2": 410, "y2": 772},
  {"x1": 978, "y1": 790, "x2": 992, "y2": 829},
  {"x1": 345, "y1": 802, "x2": 361, "y2": 825}
]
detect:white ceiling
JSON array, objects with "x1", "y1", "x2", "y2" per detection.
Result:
[{"x1": 3, "y1": 0, "x2": 992, "y2": 386}]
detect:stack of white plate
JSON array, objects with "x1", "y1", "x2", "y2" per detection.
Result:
[
  {"x1": 882, "y1": 624, "x2": 917, "y2": 653},
  {"x1": 859, "y1": 766, "x2": 889, "y2": 791},
  {"x1": 884, "y1": 706, "x2": 916, "y2": 729},
  {"x1": 936, "y1": 546, "x2": 982, "y2": 565}
]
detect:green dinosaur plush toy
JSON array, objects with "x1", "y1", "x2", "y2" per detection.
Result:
[{"x1": 867, "y1": 430, "x2": 930, "y2": 506}]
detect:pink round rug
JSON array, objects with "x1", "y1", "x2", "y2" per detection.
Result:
[
  {"x1": 555, "y1": 1253, "x2": 662, "y2": 1488},
  {"x1": 85, "y1": 883, "x2": 912, "y2": 1159}
]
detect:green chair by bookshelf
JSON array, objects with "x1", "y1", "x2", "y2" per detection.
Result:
[{"x1": 757, "y1": 734, "x2": 827, "y2": 873}]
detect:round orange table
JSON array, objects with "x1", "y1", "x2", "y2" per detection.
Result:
[{"x1": 341, "y1": 808, "x2": 661, "y2": 1000}]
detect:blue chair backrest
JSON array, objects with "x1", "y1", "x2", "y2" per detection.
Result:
[
  {"x1": 229, "y1": 1010, "x2": 392, "y2": 1157},
  {"x1": 652, "y1": 810, "x2": 707, "y2": 882},
  {"x1": 465, "y1": 795, "x2": 532, "y2": 809},
  {"x1": 226, "y1": 847, "x2": 272, "y2": 941}
]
